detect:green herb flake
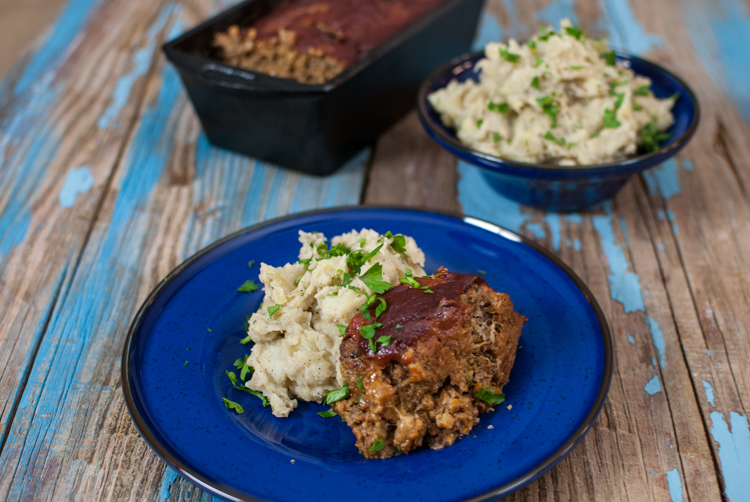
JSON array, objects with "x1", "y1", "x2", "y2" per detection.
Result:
[
  {"x1": 544, "y1": 131, "x2": 566, "y2": 146},
  {"x1": 612, "y1": 92, "x2": 625, "y2": 110},
  {"x1": 337, "y1": 324, "x2": 347, "y2": 337},
  {"x1": 223, "y1": 397, "x2": 244, "y2": 414},
  {"x1": 318, "y1": 408, "x2": 337, "y2": 418},
  {"x1": 240, "y1": 334, "x2": 253, "y2": 345},
  {"x1": 237, "y1": 280, "x2": 259, "y2": 293},
  {"x1": 476, "y1": 119, "x2": 483, "y2": 129},
  {"x1": 400, "y1": 268, "x2": 422, "y2": 289},
  {"x1": 474, "y1": 387, "x2": 506, "y2": 406},
  {"x1": 564, "y1": 26, "x2": 583, "y2": 39},
  {"x1": 390, "y1": 234, "x2": 407, "y2": 254},
  {"x1": 603, "y1": 108, "x2": 621, "y2": 129},
  {"x1": 499, "y1": 47, "x2": 521, "y2": 63},
  {"x1": 369, "y1": 439, "x2": 386, "y2": 453},
  {"x1": 184, "y1": 361, "x2": 189, "y2": 367},
  {"x1": 633, "y1": 85, "x2": 651, "y2": 96},
  {"x1": 326, "y1": 291, "x2": 339, "y2": 297},
  {"x1": 488, "y1": 101, "x2": 509, "y2": 114},
  {"x1": 207, "y1": 328, "x2": 212, "y2": 332},
  {"x1": 567, "y1": 142, "x2": 577, "y2": 150},
  {"x1": 570, "y1": 65, "x2": 584, "y2": 70},
  {"x1": 325, "y1": 382, "x2": 350, "y2": 404},
  {"x1": 536, "y1": 95, "x2": 559, "y2": 128},
  {"x1": 670, "y1": 92, "x2": 680, "y2": 101},
  {"x1": 533, "y1": 57, "x2": 543, "y2": 68},
  {"x1": 233, "y1": 356, "x2": 254, "y2": 381},
  {"x1": 476, "y1": 269, "x2": 487, "y2": 275},
  {"x1": 267, "y1": 305, "x2": 280, "y2": 318},
  {"x1": 298, "y1": 257, "x2": 312, "y2": 267},
  {"x1": 247, "y1": 260, "x2": 255, "y2": 269},
  {"x1": 295, "y1": 276, "x2": 303, "y2": 286},
  {"x1": 374, "y1": 298, "x2": 387, "y2": 317},
  {"x1": 376, "y1": 334, "x2": 392, "y2": 347},
  {"x1": 633, "y1": 103, "x2": 643, "y2": 111},
  {"x1": 396, "y1": 324, "x2": 405, "y2": 329},
  {"x1": 602, "y1": 51, "x2": 616, "y2": 66},
  {"x1": 528, "y1": 39, "x2": 537, "y2": 49},
  {"x1": 360, "y1": 322, "x2": 384, "y2": 352},
  {"x1": 357, "y1": 378, "x2": 365, "y2": 394},
  {"x1": 531, "y1": 76, "x2": 540, "y2": 90},
  {"x1": 640, "y1": 121, "x2": 671, "y2": 152},
  {"x1": 358, "y1": 237, "x2": 366, "y2": 248},
  {"x1": 492, "y1": 132, "x2": 501, "y2": 143},
  {"x1": 360, "y1": 263, "x2": 392, "y2": 294}
]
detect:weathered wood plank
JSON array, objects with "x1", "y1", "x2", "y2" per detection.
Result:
[{"x1": 0, "y1": 0, "x2": 367, "y2": 499}]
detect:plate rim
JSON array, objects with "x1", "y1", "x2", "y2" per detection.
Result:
[{"x1": 121, "y1": 205, "x2": 614, "y2": 502}]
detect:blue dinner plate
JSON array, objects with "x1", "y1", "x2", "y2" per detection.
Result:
[{"x1": 122, "y1": 207, "x2": 612, "y2": 502}]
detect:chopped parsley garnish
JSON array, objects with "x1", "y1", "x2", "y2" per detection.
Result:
[
  {"x1": 633, "y1": 103, "x2": 643, "y2": 111},
  {"x1": 570, "y1": 65, "x2": 584, "y2": 70},
  {"x1": 376, "y1": 334, "x2": 392, "y2": 347},
  {"x1": 325, "y1": 382, "x2": 350, "y2": 404},
  {"x1": 633, "y1": 85, "x2": 651, "y2": 96},
  {"x1": 326, "y1": 291, "x2": 338, "y2": 297},
  {"x1": 318, "y1": 408, "x2": 337, "y2": 418},
  {"x1": 233, "y1": 356, "x2": 254, "y2": 380},
  {"x1": 477, "y1": 269, "x2": 486, "y2": 275},
  {"x1": 248, "y1": 260, "x2": 255, "y2": 268},
  {"x1": 564, "y1": 26, "x2": 583, "y2": 39},
  {"x1": 267, "y1": 304, "x2": 280, "y2": 317},
  {"x1": 602, "y1": 51, "x2": 616, "y2": 66},
  {"x1": 488, "y1": 101, "x2": 509, "y2": 114},
  {"x1": 369, "y1": 439, "x2": 385, "y2": 453},
  {"x1": 499, "y1": 47, "x2": 521, "y2": 63},
  {"x1": 237, "y1": 280, "x2": 259, "y2": 292},
  {"x1": 358, "y1": 237, "x2": 366, "y2": 248},
  {"x1": 492, "y1": 132, "x2": 501, "y2": 142},
  {"x1": 222, "y1": 397, "x2": 244, "y2": 414},
  {"x1": 474, "y1": 387, "x2": 506, "y2": 406},
  {"x1": 360, "y1": 263, "x2": 391, "y2": 293},
  {"x1": 396, "y1": 324, "x2": 405, "y2": 329},
  {"x1": 544, "y1": 131, "x2": 566, "y2": 146},
  {"x1": 533, "y1": 57, "x2": 543, "y2": 68},
  {"x1": 356, "y1": 377, "x2": 365, "y2": 404},
  {"x1": 298, "y1": 257, "x2": 312, "y2": 266},
  {"x1": 467, "y1": 374, "x2": 472, "y2": 386},
  {"x1": 184, "y1": 361, "x2": 189, "y2": 366},
  {"x1": 400, "y1": 268, "x2": 421, "y2": 288},
  {"x1": 294, "y1": 276, "x2": 303, "y2": 286},
  {"x1": 240, "y1": 334, "x2": 253, "y2": 345},
  {"x1": 528, "y1": 39, "x2": 537, "y2": 49},
  {"x1": 640, "y1": 121, "x2": 671, "y2": 152},
  {"x1": 613, "y1": 92, "x2": 625, "y2": 110},
  {"x1": 567, "y1": 142, "x2": 576, "y2": 150},
  {"x1": 476, "y1": 119, "x2": 483, "y2": 128},
  {"x1": 611, "y1": 80, "x2": 628, "y2": 88},
  {"x1": 374, "y1": 297, "x2": 387, "y2": 317},
  {"x1": 531, "y1": 76, "x2": 540, "y2": 90},
  {"x1": 360, "y1": 322, "x2": 384, "y2": 352},
  {"x1": 603, "y1": 108, "x2": 621, "y2": 128},
  {"x1": 207, "y1": 328, "x2": 212, "y2": 332},
  {"x1": 389, "y1": 234, "x2": 407, "y2": 254},
  {"x1": 536, "y1": 95, "x2": 559, "y2": 128},
  {"x1": 537, "y1": 26, "x2": 557, "y2": 41},
  {"x1": 337, "y1": 324, "x2": 347, "y2": 337},
  {"x1": 670, "y1": 92, "x2": 680, "y2": 101}
]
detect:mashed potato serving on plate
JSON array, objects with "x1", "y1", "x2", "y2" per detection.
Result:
[
  {"x1": 428, "y1": 19, "x2": 675, "y2": 165},
  {"x1": 244, "y1": 229, "x2": 425, "y2": 417}
]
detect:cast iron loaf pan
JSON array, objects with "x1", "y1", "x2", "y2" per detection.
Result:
[{"x1": 163, "y1": 0, "x2": 484, "y2": 175}]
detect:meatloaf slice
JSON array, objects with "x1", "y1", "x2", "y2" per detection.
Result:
[{"x1": 333, "y1": 268, "x2": 526, "y2": 458}]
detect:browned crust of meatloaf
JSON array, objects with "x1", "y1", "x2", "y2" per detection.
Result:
[{"x1": 333, "y1": 281, "x2": 526, "y2": 458}]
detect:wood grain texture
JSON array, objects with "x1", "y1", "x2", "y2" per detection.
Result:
[{"x1": 0, "y1": 0, "x2": 749, "y2": 500}]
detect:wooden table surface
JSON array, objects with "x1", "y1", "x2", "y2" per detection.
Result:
[{"x1": 0, "y1": 0, "x2": 748, "y2": 500}]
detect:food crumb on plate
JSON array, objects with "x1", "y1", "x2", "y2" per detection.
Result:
[
  {"x1": 290, "y1": 459, "x2": 295, "y2": 464},
  {"x1": 487, "y1": 425, "x2": 494, "y2": 429},
  {"x1": 506, "y1": 404, "x2": 513, "y2": 410}
]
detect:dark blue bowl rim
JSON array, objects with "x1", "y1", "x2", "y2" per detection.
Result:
[
  {"x1": 417, "y1": 50, "x2": 701, "y2": 175},
  {"x1": 120, "y1": 205, "x2": 614, "y2": 502}
]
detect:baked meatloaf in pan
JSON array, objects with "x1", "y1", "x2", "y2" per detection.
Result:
[{"x1": 163, "y1": 0, "x2": 484, "y2": 175}]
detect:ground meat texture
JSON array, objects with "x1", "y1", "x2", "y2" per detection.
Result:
[{"x1": 333, "y1": 268, "x2": 526, "y2": 458}]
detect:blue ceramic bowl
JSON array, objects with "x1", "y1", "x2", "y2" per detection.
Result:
[{"x1": 417, "y1": 51, "x2": 700, "y2": 212}]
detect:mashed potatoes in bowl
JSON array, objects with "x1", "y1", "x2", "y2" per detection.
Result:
[
  {"x1": 427, "y1": 19, "x2": 676, "y2": 166},
  {"x1": 244, "y1": 229, "x2": 426, "y2": 417}
]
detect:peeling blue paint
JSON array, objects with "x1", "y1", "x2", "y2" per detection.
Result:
[
  {"x1": 98, "y1": 6, "x2": 175, "y2": 129},
  {"x1": 643, "y1": 159, "x2": 681, "y2": 199},
  {"x1": 627, "y1": 333, "x2": 634, "y2": 344},
  {"x1": 537, "y1": 0, "x2": 578, "y2": 26},
  {"x1": 652, "y1": 357, "x2": 656, "y2": 366},
  {"x1": 598, "y1": 0, "x2": 663, "y2": 55},
  {"x1": 158, "y1": 467, "x2": 179, "y2": 502},
  {"x1": 683, "y1": 160, "x2": 694, "y2": 171},
  {"x1": 644, "y1": 376, "x2": 662, "y2": 395},
  {"x1": 657, "y1": 244, "x2": 664, "y2": 251},
  {"x1": 703, "y1": 381, "x2": 716, "y2": 407},
  {"x1": 592, "y1": 203, "x2": 645, "y2": 313},
  {"x1": 526, "y1": 222, "x2": 546, "y2": 239},
  {"x1": 707, "y1": 349, "x2": 711, "y2": 357},
  {"x1": 473, "y1": 10, "x2": 503, "y2": 50},
  {"x1": 647, "y1": 316, "x2": 666, "y2": 368},
  {"x1": 710, "y1": 411, "x2": 750, "y2": 501},
  {"x1": 59, "y1": 167, "x2": 94, "y2": 208},
  {"x1": 666, "y1": 469, "x2": 684, "y2": 502},
  {"x1": 657, "y1": 209, "x2": 665, "y2": 220},
  {"x1": 573, "y1": 239, "x2": 581, "y2": 251}
]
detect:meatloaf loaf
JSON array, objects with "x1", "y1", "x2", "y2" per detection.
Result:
[{"x1": 333, "y1": 268, "x2": 526, "y2": 458}]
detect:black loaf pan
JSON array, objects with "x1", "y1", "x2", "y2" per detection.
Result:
[{"x1": 163, "y1": 0, "x2": 484, "y2": 175}]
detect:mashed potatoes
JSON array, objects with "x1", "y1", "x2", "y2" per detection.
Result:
[
  {"x1": 428, "y1": 19, "x2": 675, "y2": 165},
  {"x1": 244, "y1": 229, "x2": 426, "y2": 417}
]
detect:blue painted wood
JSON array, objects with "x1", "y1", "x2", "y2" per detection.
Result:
[{"x1": 0, "y1": 1, "x2": 366, "y2": 497}]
